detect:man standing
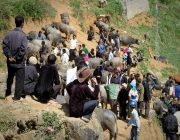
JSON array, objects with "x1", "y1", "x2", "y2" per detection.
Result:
[
  {"x1": 175, "y1": 82, "x2": 180, "y2": 99},
  {"x1": 70, "y1": 35, "x2": 78, "y2": 49},
  {"x1": 142, "y1": 73, "x2": 155, "y2": 94},
  {"x1": 119, "y1": 69, "x2": 127, "y2": 85},
  {"x1": 93, "y1": 65, "x2": 102, "y2": 85},
  {"x1": 60, "y1": 44, "x2": 69, "y2": 56},
  {"x1": 39, "y1": 41, "x2": 47, "y2": 65},
  {"x1": 162, "y1": 106, "x2": 178, "y2": 140},
  {"x1": 2, "y1": 15, "x2": 28, "y2": 102},
  {"x1": 136, "y1": 78, "x2": 144, "y2": 117},
  {"x1": 61, "y1": 49, "x2": 69, "y2": 65},
  {"x1": 36, "y1": 31, "x2": 45, "y2": 40}
]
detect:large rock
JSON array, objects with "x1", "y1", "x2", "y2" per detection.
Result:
[
  {"x1": 118, "y1": 0, "x2": 150, "y2": 19},
  {"x1": 0, "y1": 73, "x2": 7, "y2": 83}
]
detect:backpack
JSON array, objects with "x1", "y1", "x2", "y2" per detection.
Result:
[{"x1": 164, "y1": 114, "x2": 178, "y2": 134}]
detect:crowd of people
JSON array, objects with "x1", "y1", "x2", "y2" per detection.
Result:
[{"x1": 2, "y1": 15, "x2": 180, "y2": 140}]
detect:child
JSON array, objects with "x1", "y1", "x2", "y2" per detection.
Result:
[
  {"x1": 99, "y1": 60, "x2": 104, "y2": 70},
  {"x1": 125, "y1": 101, "x2": 140, "y2": 140}
]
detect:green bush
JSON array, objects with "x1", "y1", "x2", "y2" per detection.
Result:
[{"x1": 0, "y1": 0, "x2": 56, "y2": 30}]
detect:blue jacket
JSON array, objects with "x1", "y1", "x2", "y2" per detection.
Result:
[
  {"x1": 99, "y1": 45, "x2": 104, "y2": 54},
  {"x1": 175, "y1": 85, "x2": 180, "y2": 98}
]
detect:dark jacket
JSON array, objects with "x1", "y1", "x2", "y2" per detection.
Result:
[
  {"x1": 143, "y1": 82, "x2": 151, "y2": 101},
  {"x1": 111, "y1": 77, "x2": 120, "y2": 84},
  {"x1": 34, "y1": 64, "x2": 60, "y2": 102},
  {"x1": 88, "y1": 51, "x2": 95, "y2": 58},
  {"x1": 162, "y1": 113, "x2": 178, "y2": 134},
  {"x1": 69, "y1": 49, "x2": 76, "y2": 61},
  {"x1": 118, "y1": 88, "x2": 128, "y2": 103},
  {"x1": 66, "y1": 79, "x2": 99, "y2": 118},
  {"x1": 2, "y1": 27, "x2": 28, "y2": 68},
  {"x1": 96, "y1": 51, "x2": 101, "y2": 58},
  {"x1": 24, "y1": 65, "x2": 38, "y2": 94},
  {"x1": 119, "y1": 74, "x2": 127, "y2": 85},
  {"x1": 93, "y1": 69, "x2": 102, "y2": 84}
]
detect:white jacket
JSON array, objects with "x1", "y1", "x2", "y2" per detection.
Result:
[{"x1": 61, "y1": 53, "x2": 69, "y2": 65}]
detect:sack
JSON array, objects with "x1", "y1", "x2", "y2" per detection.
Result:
[{"x1": 64, "y1": 90, "x2": 69, "y2": 104}]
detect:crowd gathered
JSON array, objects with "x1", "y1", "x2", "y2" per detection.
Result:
[{"x1": 2, "y1": 15, "x2": 180, "y2": 140}]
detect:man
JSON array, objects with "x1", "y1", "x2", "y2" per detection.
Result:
[
  {"x1": 70, "y1": 35, "x2": 78, "y2": 49},
  {"x1": 81, "y1": 44, "x2": 89, "y2": 57},
  {"x1": 100, "y1": 27, "x2": 107, "y2": 44},
  {"x1": 142, "y1": 72, "x2": 155, "y2": 93},
  {"x1": 36, "y1": 31, "x2": 44, "y2": 40},
  {"x1": 165, "y1": 76, "x2": 175, "y2": 88},
  {"x1": 39, "y1": 41, "x2": 47, "y2": 65},
  {"x1": 88, "y1": 48, "x2": 95, "y2": 58},
  {"x1": 172, "y1": 97, "x2": 179, "y2": 114},
  {"x1": 106, "y1": 67, "x2": 114, "y2": 84},
  {"x1": 175, "y1": 82, "x2": 180, "y2": 99},
  {"x1": 119, "y1": 69, "x2": 127, "y2": 85},
  {"x1": 125, "y1": 101, "x2": 140, "y2": 140},
  {"x1": 115, "y1": 35, "x2": 120, "y2": 48},
  {"x1": 60, "y1": 44, "x2": 69, "y2": 56},
  {"x1": 23, "y1": 56, "x2": 38, "y2": 97},
  {"x1": 93, "y1": 65, "x2": 102, "y2": 85},
  {"x1": 61, "y1": 49, "x2": 69, "y2": 65},
  {"x1": 111, "y1": 70, "x2": 120, "y2": 84},
  {"x1": 143, "y1": 79, "x2": 151, "y2": 119},
  {"x1": 87, "y1": 30, "x2": 94, "y2": 41},
  {"x1": 174, "y1": 104, "x2": 180, "y2": 140},
  {"x1": 78, "y1": 45, "x2": 82, "y2": 56},
  {"x1": 136, "y1": 78, "x2": 144, "y2": 117},
  {"x1": 34, "y1": 54, "x2": 60, "y2": 103},
  {"x1": 162, "y1": 106, "x2": 178, "y2": 140},
  {"x1": 2, "y1": 15, "x2": 28, "y2": 102}
]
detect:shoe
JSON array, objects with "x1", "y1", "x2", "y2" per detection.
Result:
[
  {"x1": 98, "y1": 103, "x2": 102, "y2": 108},
  {"x1": 13, "y1": 98, "x2": 23, "y2": 103},
  {"x1": 81, "y1": 117, "x2": 90, "y2": 123}
]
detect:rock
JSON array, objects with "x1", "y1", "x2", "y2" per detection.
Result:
[
  {"x1": 36, "y1": 114, "x2": 44, "y2": 126},
  {"x1": 0, "y1": 133, "x2": 5, "y2": 140},
  {"x1": 13, "y1": 130, "x2": 40, "y2": 140},
  {"x1": 0, "y1": 73, "x2": 7, "y2": 83},
  {"x1": 0, "y1": 83, "x2": 6, "y2": 96},
  {"x1": 155, "y1": 72, "x2": 162, "y2": 79}
]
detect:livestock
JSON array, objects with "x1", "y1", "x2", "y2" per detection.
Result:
[
  {"x1": 88, "y1": 58, "x2": 103, "y2": 69},
  {"x1": 144, "y1": 33, "x2": 150, "y2": 41},
  {"x1": 47, "y1": 33, "x2": 65, "y2": 47},
  {"x1": 101, "y1": 70, "x2": 109, "y2": 84},
  {"x1": 27, "y1": 31, "x2": 46, "y2": 40},
  {"x1": 30, "y1": 39, "x2": 52, "y2": 54},
  {"x1": 104, "y1": 57, "x2": 122, "y2": 69},
  {"x1": 97, "y1": 15, "x2": 110, "y2": 23},
  {"x1": 99, "y1": 0, "x2": 107, "y2": 8},
  {"x1": 52, "y1": 22, "x2": 77, "y2": 40},
  {"x1": 153, "y1": 100, "x2": 168, "y2": 115},
  {"x1": 26, "y1": 42, "x2": 40, "y2": 60},
  {"x1": 56, "y1": 63, "x2": 72, "y2": 77},
  {"x1": 59, "y1": 75, "x2": 66, "y2": 95},
  {"x1": 94, "y1": 20, "x2": 110, "y2": 33},
  {"x1": 60, "y1": 13, "x2": 70, "y2": 25},
  {"x1": 154, "y1": 55, "x2": 168, "y2": 64},
  {"x1": 94, "y1": 108, "x2": 118, "y2": 140},
  {"x1": 120, "y1": 35, "x2": 139, "y2": 46},
  {"x1": 42, "y1": 24, "x2": 61, "y2": 36},
  {"x1": 170, "y1": 74, "x2": 180, "y2": 84}
]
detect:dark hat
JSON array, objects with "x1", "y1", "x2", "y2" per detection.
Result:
[
  {"x1": 107, "y1": 66, "x2": 114, "y2": 72},
  {"x1": 76, "y1": 66, "x2": 94, "y2": 83}
]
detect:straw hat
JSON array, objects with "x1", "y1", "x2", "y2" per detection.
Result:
[
  {"x1": 76, "y1": 66, "x2": 94, "y2": 83},
  {"x1": 29, "y1": 56, "x2": 37, "y2": 65},
  {"x1": 122, "y1": 83, "x2": 127, "y2": 89}
]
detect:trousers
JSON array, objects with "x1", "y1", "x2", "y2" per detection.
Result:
[
  {"x1": 6, "y1": 65, "x2": 25, "y2": 100},
  {"x1": 119, "y1": 101, "x2": 127, "y2": 120},
  {"x1": 52, "y1": 85, "x2": 61, "y2": 99},
  {"x1": 130, "y1": 126, "x2": 139, "y2": 140},
  {"x1": 83, "y1": 100, "x2": 98, "y2": 120},
  {"x1": 110, "y1": 99, "x2": 117, "y2": 115},
  {"x1": 166, "y1": 134, "x2": 177, "y2": 140},
  {"x1": 144, "y1": 101, "x2": 150, "y2": 118}
]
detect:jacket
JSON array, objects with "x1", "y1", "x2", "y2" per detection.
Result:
[
  {"x1": 142, "y1": 78, "x2": 155, "y2": 91},
  {"x1": 69, "y1": 49, "x2": 76, "y2": 61},
  {"x1": 93, "y1": 69, "x2": 102, "y2": 84},
  {"x1": 119, "y1": 74, "x2": 127, "y2": 85},
  {"x1": 3, "y1": 27, "x2": 28, "y2": 68},
  {"x1": 66, "y1": 79, "x2": 99, "y2": 118},
  {"x1": 118, "y1": 88, "x2": 128, "y2": 102},
  {"x1": 137, "y1": 83, "x2": 144, "y2": 102},
  {"x1": 143, "y1": 81, "x2": 151, "y2": 101},
  {"x1": 175, "y1": 85, "x2": 180, "y2": 98}
]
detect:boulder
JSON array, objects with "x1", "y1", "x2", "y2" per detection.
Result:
[{"x1": 0, "y1": 73, "x2": 7, "y2": 83}]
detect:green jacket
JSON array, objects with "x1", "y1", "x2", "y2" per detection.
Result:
[
  {"x1": 164, "y1": 97, "x2": 170, "y2": 106},
  {"x1": 104, "y1": 84, "x2": 117, "y2": 99},
  {"x1": 82, "y1": 47, "x2": 89, "y2": 56}
]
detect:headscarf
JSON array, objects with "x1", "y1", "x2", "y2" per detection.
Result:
[
  {"x1": 123, "y1": 48, "x2": 127, "y2": 53},
  {"x1": 130, "y1": 81, "x2": 136, "y2": 91}
]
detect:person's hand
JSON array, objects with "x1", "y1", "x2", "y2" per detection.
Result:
[
  {"x1": 91, "y1": 78, "x2": 98, "y2": 85},
  {"x1": 8, "y1": 57, "x2": 16, "y2": 62},
  {"x1": 97, "y1": 76, "x2": 101, "y2": 78},
  {"x1": 137, "y1": 131, "x2": 140, "y2": 135},
  {"x1": 125, "y1": 126, "x2": 128, "y2": 129}
]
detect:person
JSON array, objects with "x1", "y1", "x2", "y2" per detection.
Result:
[
  {"x1": 78, "y1": 45, "x2": 82, "y2": 56},
  {"x1": 60, "y1": 44, "x2": 69, "y2": 56},
  {"x1": 115, "y1": 35, "x2": 120, "y2": 48},
  {"x1": 61, "y1": 49, "x2": 69, "y2": 65},
  {"x1": 136, "y1": 78, "x2": 144, "y2": 117},
  {"x1": 82, "y1": 44, "x2": 89, "y2": 61},
  {"x1": 143, "y1": 79, "x2": 151, "y2": 119},
  {"x1": 137, "y1": 51, "x2": 143, "y2": 62},
  {"x1": 111, "y1": 70, "x2": 121, "y2": 84},
  {"x1": 100, "y1": 27, "x2": 107, "y2": 43},
  {"x1": 36, "y1": 31, "x2": 45, "y2": 40},
  {"x1": 87, "y1": 30, "x2": 94, "y2": 41},
  {"x1": 122, "y1": 48, "x2": 128, "y2": 70},
  {"x1": 119, "y1": 69, "x2": 127, "y2": 85},
  {"x1": 118, "y1": 83, "x2": 128, "y2": 120},
  {"x1": 165, "y1": 76, "x2": 175, "y2": 88},
  {"x1": 113, "y1": 47, "x2": 120, "y2": 57},
  {"x1": 174, "y1": 104, "x2": 180, "y2": 140},
  {"x1": 164, "y1": 93, "x2": 171, "y2": 106},
  {"x1": 70, "y1": 35, "x2": 78, "y2": 49},
  {"x1": 142, "y1": 73, "x2": 155, "y2": 94},
  {"x1": 98, "y1": 41, "x2": 105, "y2": 57},
  {"x1": 127, "y1": 45, "x2": 133, "y2": 54},
  {"x1": 172, "y1": 97, "x2": 179, "y2": 114},
  {"x1": 66, "y1": 66, "x2": 99, "y2": 123},
  {"x1": 93, "y1": 66, "x2": 102, "y2": 85},
  {"x1": 96, "y1": 48, "x2": 101, "y2": 58},
  {"x1": 102, "y1": 46, "x2": 109, "y2": 61},
  {"x1": 39, "y1": 41, "x2": 47, "y2": 65},
  {"x1": 2, "y1": 15, "x2": 28, "y2": 102},
  {"x1": 81, "y1": 51, "x2": 89, "y2": 67},
  {"x1": 131, "y1": 55, "x2": 138, "y2": 66},
  {"x1": 69, "y1": 46, "x2": 76, "y2": 63},
  {"x1": 106, "y1": 67, "x2": 114, "y2": 84},
  {"x1": 34, "y1": 54, "x2": 60, "y2": 103},
  {"x1": 169, "y1": 81, "x2": 175, "y2": 97},
  {"x1": 23, "y1": 56, "x2": 39, "y2": 97},
  {"x1": 108, "y1": 48, "x2": 114, "y2": 60},
  {"x1": 99, "y1": 60, "x2": 104, "y2": 71},
  {"x1": 162, "y1": 106, "x2": 178, "y2": 140},
  {"x1": 125, "y1": 101, "x2": 140, "y2": 140},
  {"x1": 175, "y1": 82, "x2": 180, "y2": 99},
  {"x1": 88, "y1": 48, "x2": 95, "y2": 58}
]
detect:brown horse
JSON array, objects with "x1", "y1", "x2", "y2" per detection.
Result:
[{"x1": 97, "y1": 16, "x2": 110, "y2": 23}]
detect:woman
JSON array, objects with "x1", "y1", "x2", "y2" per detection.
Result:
[
  {"x1": 122, "y1": 48, "x2": 128, "y2": 70},
  {"x1": 66, "y1": 66, "x2": 99, "y2": 123}
]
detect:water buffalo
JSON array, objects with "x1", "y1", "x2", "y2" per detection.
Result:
[
  {"x1": 94, "y1": 108, "x2": 118, "y2": 140},
  {"x1": 144, "y1": 33, "x2": 150, "y2": 41},
  {"x1": 170, "y1": 74, "x2": 180, "y2": 84},
  {"x1": 104, "y1": 57, "x2": 122, "y2": 69},
  {"x1": 154, "y1": 55, "x2": 168, "y2": 64},
  {"x1": 30, "y1": 39, "x2": 52, "y2": 54},
  {"x1": 101, "y1": 70, "x2": 109, "y2": 84},
  {"x1": 94, "y1": 20, "x2": 110, "y2": 33},
  {"x1": 27, "y1": 31, "x2": 46, "y2": 40},
  {"x1": 99, "y1": 0, "x2": 107, "y2": 8},
  {"x1": 120, "y1": 35, "x2": 139, "y2": 46},
  {"x1": 56, "y1": 63, "x2": 72, "y2": 77},
  {"x1": 26, "y1": 42, "x2": 40, "y2": 60},
  {"x1": 42, "y1": 24, "x2": 61, "y2": 36},
  {"x1": 153, "y1": 100, "x2": 168, "y2": 115},
  {"x1": 97, "y1": 15, "x2": 110, "y2": 23},
  {"x1": 47, "y1": 33, "x2": 64, "y2": 47},
  {"x1": 60, "y1": 13, "x2": 70, "y2": 25},
  {"x1": 52, "y1": 22, "x2": 77, "y2": 40},
  {"x1": 88, "y1": 58, "x2": 103, "y2": 69}
]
